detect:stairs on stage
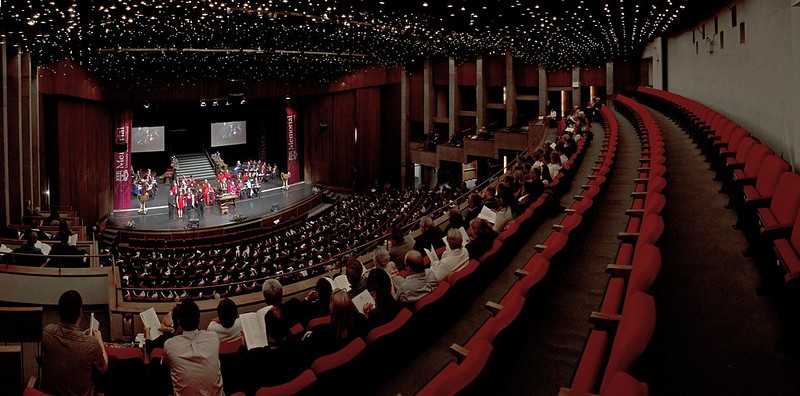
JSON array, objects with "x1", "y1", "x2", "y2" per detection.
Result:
[{"x1": 175, "y1": 153, "x2": 217, "y2": 182}]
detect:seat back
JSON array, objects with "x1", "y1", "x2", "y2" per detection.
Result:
[
  {"x1": 792, "y1": 209, "x2": 800, "y2": 252},
  {"x1": 366, "y1": 308, "x2": 413, "y2": 344},
  {"x1": 599, "y1": 292, "x2": 656, "y2": 393},
  {"x1": 769, "y1": 172, "x2": 800, "y2": 225},
  {"x1": 418, "y1": 338, "x2": 494, "y2": 396},
  {"x1": 742, "y1": 144, "x2": 773, "y2": 178},
  {"x1": 732, "y1": 137, "x2": 757, "y2": 164},
  {"x1": 639, "y1": 214, "x2": 665, "y2": 246},
  {"x1": 726, "y1": 127, "x2": 749, "y2": 152},
  {"x1": 446, "y1": 259, "x2": 480, "y2": 290},
  {"x1": 413, "y1": 282, "x2": 451, "y2": 313},
  {"x1": 645, "y1": 176, "x2": 667, "y2": 195},
  {"x1": 625, "y1": 244, "x2": 662, "y2": 302},
  {"x1": 219, "y1": 337, "x2": 244, "y2": 355},
  {"x1": 254, "y1": 369, "x2": 316, "y2": 396},
  {"x1": 600, "y1": 372, "x2": 649, "y2": 396},
  {"x1": 643, "y1": 193, "x2": 666, "y2": 215},
  {"x1": 309, "y1": 337, "x2": 366, "y2": 376},
  {"x1": 754, "y1": 156, "x2": 790, "y2": 197}
]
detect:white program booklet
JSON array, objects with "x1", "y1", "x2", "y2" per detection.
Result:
[
  {"x1": 351, "y1": 289, "x2": 376, "y2": 315},
  {"x1": 34, "y1": 241, "x2": 52, "y2": 255},
  {"x1": 90, "y1": 313, "x2": 100, "y2": 332},
  {"x1": 68, "y1": 234, "x2": 78, "y2": 246},
  {"x1": 478, "y1": 206, "x2": 497, "y2": 224},
  {"x1": 139, "y1": 308, "x2": 163, "y2": 340},
  {"x1": 424, "y1": 244, "x2": 439, "y2": 264},
  {"x1": 333, "y1": 274, "x2": 351, "y2": 292},
  {"x1": 240, "y1": 311, "x2": 269, "y2": 350}
]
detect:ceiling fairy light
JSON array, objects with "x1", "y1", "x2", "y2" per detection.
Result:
[{"x1": 0, "y1": 0, "x2": 721, "y2": 87}]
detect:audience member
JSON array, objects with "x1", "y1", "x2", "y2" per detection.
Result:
[
  {"x1": 41, "y1": 290, "x2": 108, "y2": 396},
  {"x1": 345, "y1": 258, "x2": 368, "y2": 298},
  {"x1": 306, "y1": 289, "x2": 367, "y2": 357},
  {"x1": 363, "y1": 268, "x2": 402, "y2": 330},
  {"x1": 444, "y1": 208, "x2": 466, "y2": 233},
  {"x1": 388, "y1": 225, "x2": 415, "y2": 270},
  {"x1": 394, "y1": 251, "x2": 438, "y2": 304},
  {"x1": 46, "y1": 209, "x2": 61, "y2": 226},
  {"x1": 467, "y1": 218, "x2": 499, "y2": 260},
  {"x1": 492, "y1": 189, "x2": 516, "y2": 232},
  {"x1": 14, "y1": 231, "x2": 46, "y2": 266},
  {"x1": 372, "y1": 246, "x2": 398, "y2": 278},
  {"x1": 463, "y1": 192, "x2": 483, "y2": 224},
  {"x1": 207, "y1": 298, "x2": 242, "y2": 342},
  {"x1": 430, "y1": 228, "x2": 470, "y2": 282},
  {"x1": 413, "y1": 216, "x2": 445, "y2": 254},
  {"x1": 162, "y1": 299, "x2": 224, "y2": 396},
  {"x1": 48, "y1": 233, "x2": 88, "y2": 268},
  {"x1": 298, "y1": 277, "x2": 334, "y2": 325},
  {"x1": 483, "y1": 188, "x2": 500, "y2": 210}
]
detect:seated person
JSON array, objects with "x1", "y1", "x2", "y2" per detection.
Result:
[
  {"x1": 483, "y1": 188, "x2": 500, "y2": 210},
  {"x1": 430, "y1": 228, "x2": 470, "y2": 282},
  {"x1": 304, "y1": 289, "x2": 367, "y2": 358},
  {"x1": 463, "y1": 192, "x2": 483, "y2": 224},
  {"x1": 239, "y1": 307, "x2": 310, "y2": 395},
  {"x1": 444, "y1": 208, "x2": 466, "y2": 233},
  {"x1": 413, "y1": 216, "x2": 445, "y2": 255},
  {"x1": 362, "y1": 268, "x2": 402, "y2": 331},
  {"x1": 162, "y1": 299, "x2": 224, "y2": 395},
  {"x1": 394, "y1": 251, "x2": 438, "y2": 304},
  {"x1": 345, "y1": 258, "x2": 368, "y2": 298},
  {"x1": 48, "y1": 234, "x2": 88, "y2": 268},
  {"x1": 467, "y1": 218, "x2": 499, "y2": 260},
  {"x1": 207, "y1": 298, "x2": 242, "y2": 342},
  {"x1": 13, "y1": 232, "x2": 46, "y2": 266},
  {"x1": 388, "y1": 225, "x2": 415, "y2": 270},
  {"x1": 297, "y1": 277, "x2": 334, "y2": 325}
]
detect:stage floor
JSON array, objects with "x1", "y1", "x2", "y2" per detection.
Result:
[{"x1": 108, "y1": 181, "x2": 316, "y2": 230}]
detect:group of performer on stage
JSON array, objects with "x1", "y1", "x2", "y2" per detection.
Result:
[{"x1": 168, "y1": 176, "x2": 216, "y2": 220}]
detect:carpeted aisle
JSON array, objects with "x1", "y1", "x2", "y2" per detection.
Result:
[{"x1": 638, "y1": 107, "x2": 800, "y2": 395}]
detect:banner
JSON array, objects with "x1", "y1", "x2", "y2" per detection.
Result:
[
  {"x1": 113, "y1": 111, "x2": 132, "y2": 210},
  {"x1": 286, "y1": 104, "x2": 300, "y2": 185}
]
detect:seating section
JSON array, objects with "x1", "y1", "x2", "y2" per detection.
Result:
[
  {"x1": 417, "y1": 105, "x2": 625, "y2": 395},
  {"x1": 637, "y1": 86, "x2": 800, "y2": 286}
]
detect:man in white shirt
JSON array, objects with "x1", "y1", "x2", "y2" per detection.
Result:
[
  {"x1": 430, "y1": 228, "x2": 470, "y2": 281},
  {"x1": 162, "y1": 299, "x2": 224, "y2": 396}
]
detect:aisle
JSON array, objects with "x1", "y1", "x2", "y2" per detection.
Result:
[{"x1": 640, "y1": 108, "x2": 800, "y2": 395}]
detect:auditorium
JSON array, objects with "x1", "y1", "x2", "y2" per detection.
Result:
[{"x1": 1, "y1": 0, "x2": 799, "y2": 395}]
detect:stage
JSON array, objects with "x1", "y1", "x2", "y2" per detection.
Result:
[{"x1": 108, "y1": 181, "x2": 317, "y2": 231}]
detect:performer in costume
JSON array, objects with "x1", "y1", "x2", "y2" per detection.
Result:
[
  {"x1": 137, "y1": 187, "x2": 150, "y2": 214},
  {"x1": 281, "y1": 172, "x2": 291, "y2": 190},
  {"x1": 176, "y1": 190, "x2": 185, "y2": 219}
]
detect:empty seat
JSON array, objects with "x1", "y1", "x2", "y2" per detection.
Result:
[
  {"x1": 600, "y1": 243, "x2": 662, "y2": 315},
  {"x1": 757, "y1": 172, "x2": 800, "y2": 238},
  {"x1": 254, "y1": 369, "x2": 316, "y2": 396},
  {"x1": 742, "y1": 156, "x2": 791, "y2": 208},
  {"x1": 416, "y1": 338, "x2": 494, "y2": 396},
  {"x1": 775, "y1": 209, "x2": 800, "y2": 284}
]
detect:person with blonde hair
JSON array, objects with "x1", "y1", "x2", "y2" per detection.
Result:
[{"x1": 430, "y1": 228, "x2": 470, "y2": 281}]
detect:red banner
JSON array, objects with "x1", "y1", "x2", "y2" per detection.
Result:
[
  {"x1": 113, "y1": 111, "x2": 132, "y2": 210},
  {"x1": 286, "y1": 104, "x2": 300, "y2": 185}
]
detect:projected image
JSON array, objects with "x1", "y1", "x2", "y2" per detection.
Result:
[
  {"x1": 131, "y1": 126, "x2": 165, "y2": 153},
  {"x1": 211, "y1": 121, "x2": 247, "y2": 147}
]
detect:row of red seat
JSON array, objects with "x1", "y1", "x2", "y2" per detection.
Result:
[
  {"x1": 557, "y1": 96, "x2": 663, "y2": 396},
  {"x1": 636, "y1": 87, "x2": 800, "y2": 287},
  {"x1": 417, "y1": 105, "x2": 639, "y2": 395}
]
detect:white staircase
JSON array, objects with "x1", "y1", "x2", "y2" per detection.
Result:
[{"x1": 175, "y1": 153, "x2": 216, "y2": 182}]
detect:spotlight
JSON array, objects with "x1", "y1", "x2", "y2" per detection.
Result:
[
  {"x1": 285, "y1": 95, "x2": 291, "y2": 100},
  {"x1": 225, "y1": 101, "x2": 231, "y2": 106},
  {"x1": 200, "y1": 101, "x2": 207, "y2": 107},
  {"x1": 240, "y1": 99, "x2": 246, "y2": 105},
  {"x1": 143, "y1": 102, "x2": 150, "y2": 109},
  {"x1": 213, "y1": 100, "x2": 219, "y2": 106}
]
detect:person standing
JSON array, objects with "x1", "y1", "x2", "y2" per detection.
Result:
[
  {"x1": 168, "y1": 191, "x2": 176, "y2": 221},
  {"x1": 41, "y1": 290, "x2": 108, "y2": 396}
]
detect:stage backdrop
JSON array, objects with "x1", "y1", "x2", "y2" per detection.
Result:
[
  {"x1": 113, "y1": 111, "x2": 132, "y2": 210},
  {"x1": 286, "y1": 103, "x2": 300, "y2": 184}
]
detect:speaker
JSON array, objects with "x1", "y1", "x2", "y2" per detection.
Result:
[
  {"x1": 188, "y1": 218, "x2": 200, "y2": 228},
  {"x1": 271, "y1": 203, "x2": 279, "y2": 212}
]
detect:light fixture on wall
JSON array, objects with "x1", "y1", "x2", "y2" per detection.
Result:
[{"x1": 200, "y1": 101, "x2": 207, "y2": 107}]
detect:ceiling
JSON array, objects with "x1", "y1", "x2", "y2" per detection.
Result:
[{"x1": 1, "y1": 0, "x2": 729, "y2": 87}]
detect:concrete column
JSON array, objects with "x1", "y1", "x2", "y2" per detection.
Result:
[
  {"x1": 423, "y1": 60, "x2": 433, "y2": 135},
  {"x1": 448, "y1": 57, "x2": 459, "y2": 139},
  {"x1": 400, "y1": 67, "x2": 410, "y2": 190},
  {"x1": 7, "y1": 52, "x2": 23, "y2": 224},
  {"x1": 476, "y1": 56, "x2": 486, "y2": 129},
  {"x1": 606, "y1": 61, "x2": 614, "y2": 102},
  {"x1": 21, "y1": 53, "x2": 34, "y2": 210},
  {"x1": 572, "y1": 66, "x2": 581, "y2": 108},
  {"x1": 0, "y1": 41, "x2": 8, "y2": 226},
  {"x1": 505, "y1": 52, "x2": 516, "y2": 126},
  {"x1": 538, "y1": 65, "x2": 547, "y2": 116}
]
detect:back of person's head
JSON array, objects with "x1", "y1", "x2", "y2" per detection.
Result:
[
  {"x1": 315, "y1": 277, "x2": 334, "y2": 304},
  {"x1": 345, "y1": 259, "x2": 364, "y2": 286},
  {"x1": 329, "y1": 289, "x2": 358, "y2": 341},
  {"x1": 58, "y1": 290, "x2": 82, "y2": 324},
  {"x1": 217, "y1": 298, "x2": 238, "y2": 329},
  {"x1": 262, "y1": 279, "x2": 283, "y2": 306},
  {"x1": 405, "y1": 250, "x2": 425, "y2": 273},
  {"x1": 419, "y1": 216, "x2": 434, "y2": 232},
  {"x1": 264, "y1": 306, "x2": 289, "y2": 342},
  {"x1": 446, "y1": 228, "x2": 463, "y2": 250},
  {"x1": 470, "y1": 218, "x2": 490, "y2": 238},
  {"x1": 177, "y1": 299, "x2": 200, "y2": 331},
  {"x1": 366, "y1": 267, "x2": 393, "y2": 306},
  {"x1": 448, "y1": 208, "x2": 463, "y2": 226},
  {"x1": 372, "y1": 246, "x2": 391, "y2": 269},
  {"x1": 26, "y1": 231, "x2": 38, "y2": 244},
  {"x1": 391, "y1": 225, "x2": 405, "y2": 243},
  {"x1": 468, "y1": 192, "x2": 482, "y2": 208}
]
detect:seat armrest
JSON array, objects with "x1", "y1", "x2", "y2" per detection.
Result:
[
  {"x1": 605, "y1": 264, "x2": 633, "y2": 278},
  {"x1": 534, "y1": 244, "x2": 547, "y2": 252},
  {"x1": 744, "y1": 196, "x2": 771, "y2": 208},
  {"x1": 630, "y1": 192, "x2": 648, "y2": 198},
  {"x1": 449, "y1": 343, "x2": 469, "y2": 364},
  {"x1": 760, "y1": 224, "x2": 792, "y2": 239},
  {"x1": 589, "y1": 311, "x2": 622, "y2": 331},
  {"x1": 484, "y1": 301, "x2": 503, "y2": 316},
  {"x1": 616, "y1": 232, "x2": 640, "y2": 243},
  {"x1": 625, "y1": 209, "x2": 644, "y2": 218},
  {"x1": 552, "y1": 224, "x2": 564, "y2": 231},
  {"x1": 634, "y1": 178, "x2": 649, "y2": 184},
  {"x1": 514, "y1": 269, "x2": 529, "y2": 279},
  {"x1": 558, "y1": 388, "x2": 597, "y2": 396}
]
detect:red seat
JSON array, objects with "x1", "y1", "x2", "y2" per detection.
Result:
[
  {"x1": 732, "y1": 144, "x2": 773, "y2": 184},
  {"x1": 742, "y1": 156, "x2": 790, "y2": 207},
  {"x1": 254, "y1": 369, "x2": 316, "y2": 396},
  {"x1": 105, "y1": 346, "x2": 144, "y2": 361},
  {"x1": 309, "y1": 337, "x2": 366, "y2": 376},
  {"x1": 757, "y1": 172, "x2": 800, "y2": 237},
  {"x1": 413, "y1": 282, "x2": 451, "y2": 313},
  {"x1": 219, "y1": 337, "x2": 244, "y2": 355},
  {"x1": 600, "y1": 243, "x2": 662, "y2": 315},
  {"x1": 775, "y1": 210, "x2": 800, "y2": 283},
  {"x1": 725, "y1": 136, "x2": 757, "y2": 167},
  {"x1": 536, "y1": 231, "x2": 568, "y2": 261},
  {"x1": 416, "y1": 338, "x2": 494, "y2": 396},
  {"x1": 601, "y1": 371, "x2": 649, "y2": 396},
  {"x1": 446, "y1": 259, "x2": 480, "y2": 290},
  {"x1": 599, "y1": 292, "x2": 657, "y2": 393},
  {"x1": 366, "y1": 308, "x2": 413, "y2": 345},
  {"x1": 306, "y1": 315, "x2": 331, "y2": 329},
  {"x1": 23, "y1": 388, "x2": 50, "y2": 396}
]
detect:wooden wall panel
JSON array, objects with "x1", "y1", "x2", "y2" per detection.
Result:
[
  {"x1": 485, "y1": 55, "x2": 506, "y2": 87},
  {"x1": 547, "y1": 70, "x2": 572, "y2": 88},
  {"x1": 380, "y1": 84, "x2": 401, "y2": 186},
  {"x1": 580, "y1": 65, "x2": 607, "y2": 86},
  {"x1": 515, "y1": 61, "x2": 540, "y2": 87},
  {"x1": 331, "y1": 92, "x2": 356, "y2": 189},
  {"x1": 457, "y1": 62, "x2": 477, "y2": 86},
  {"x1": 355, "y1": 88, "x2": 381, "y2": 189},
  {"x1": 54, "y1": 99, "x2": 112, "y2": 226},
  {"x1": 432, "y1": 59, "x2": 449, "y2": 86},
  {"x1": 409, "y1": 72, "x2": 424, "y2": 122}
]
